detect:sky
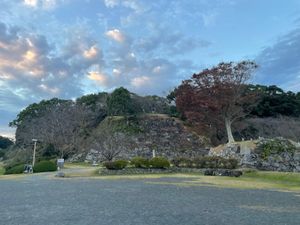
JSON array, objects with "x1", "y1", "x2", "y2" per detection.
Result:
[{"x1": 1, "y1": 0, "x2": 300, "y2": 138}]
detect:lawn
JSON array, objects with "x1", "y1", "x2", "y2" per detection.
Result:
[{"x1": 142, "y1": 170, "x2": 300, "y2": 193}]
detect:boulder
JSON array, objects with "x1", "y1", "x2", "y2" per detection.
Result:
[{"x1": 204, "y1": 169, "x2": 242, "y2": 177}]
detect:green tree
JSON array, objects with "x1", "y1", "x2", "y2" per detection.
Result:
[
  {"x1": 107, "y1": 87, "x2": 136, "y2": 116},
  {"x1": 249, "y1": 85, "x2": 300, "y2": 117},
  {"x1": 0, "y1": 136, "x2": 13, "y2": 149}
]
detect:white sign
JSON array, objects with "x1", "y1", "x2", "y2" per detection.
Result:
[{"x1": 57, "y1": 159, "x2": 64, "y2": 163}]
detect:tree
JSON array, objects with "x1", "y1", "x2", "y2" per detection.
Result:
[
  {"x1": 107, "y1": 87, "x2": 136, "y2": 116},
  {"x1": 0, "y1": 136, "x2": 14, "y2": 149},
  {"x1": 92, "y1": 131, "x2": 128, "y2": 161},
  {"x1": 176, "y1": 61, "x2": 258, "y2": 143},
  {"x1": 248, "y1": 85, "x2": 300, "y2": 117}
]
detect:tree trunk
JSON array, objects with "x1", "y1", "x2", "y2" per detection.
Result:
[{"x1": 225, "y1": 117, "x2": 235, "y2": 143}]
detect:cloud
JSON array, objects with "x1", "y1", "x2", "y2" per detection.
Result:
[
  {"x1": 23, "y1": 0, "x2": 61, "y2": 10},
  {"x1": 201, "y1": 11, "x2": 218, "y2": 27},
  {"x1": 105, "y1": 29, "x2": 126, "y2": 43},
  {"x1": 0, "y1": 21, "x2": 105, "y2": 115},
  {"x1": 103, "y1": 0, "x2": 143, "y2": 13},
  {"x1": 103, "y1": 0, "x2": 119, "y2": 8},
  {"x1": 131, "y1": 75, "x2": 150, "y2": 88},
  {"x1": 87, "y1": 70, "x2": 108, "y2": 86},
  {"x1": 135, "y1": 26, "x2": 211, "y2": 56},
  {"x1": 24, "y1": 0, "x2": 38, "y2": 7},
  {"x1": 256, "y1": 27, "x2": 300, "y2": 92},
  {"x1": 83, "y1": 45, "x2": 99, "y2": 59}
]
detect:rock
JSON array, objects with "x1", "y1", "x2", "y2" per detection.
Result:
[
  {"x1": 82, "y1": 115, "x2": 210, "y2": 161},
  {"x1": 209, "y1": 137, "x2": 300, "y2": 172},
  {"x1": 294, "y1": 166, "x2": 300, "y2": 172},
  {"x1": 204, "y1": 169, "x2": 242, "y2": 177}
]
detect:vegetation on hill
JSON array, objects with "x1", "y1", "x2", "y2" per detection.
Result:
[
  {"x1": 107, "y1": 87, "x2": 139, "y2": 116},
  {"x1": 6, "y1": 61, "x2": 300, "y2": 164},
  {"x1": 0, "y1": 136, "x2": 13, "y2": 149},
  {"x1": 9, "y1": 98, "x2": 70, "y2": 127},
  {"x1": 249, "y1": 85, "x2": 300, "y2": 117},
  {"x1": 76, "y1": 92, "x2": 108, "y2": 106},
  {"x1": 0, "y1": 136, "x2": 14, "y2": 159}
]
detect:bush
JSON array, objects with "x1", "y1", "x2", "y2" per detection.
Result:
[
  {"x1": 258, "y1": 139, "x2": 296, "y2": 159},
  {"x1": 33, "y1": 161, "x2": 57, "y2": 173},
  {"x1": 193, "y1": 156, "x2": 238, "y2": 169},
  {"x1": 171, "y1": 156, "x2": 238, "y2": 169},
  {"x1": 5, "y1": 164, "x2": 24, "y2": 174},
  {"x1": 149, "y1": 157, "x2": 170, "y2": 169},
  {"x1": 226, "y1": 158, "x2": 239, "y2": 169},
  {"x1": 131, "y1": 157, "x2": 149, "y2": 168},
  {"x1": 104, "y1": 160, "x2": 128, "y2": 170},
  {"x1": 171, "y1": 157, "x2": 193, "y2": 168},
  {"x1": 193, "y1": 157, "x2": 206, "y2": 168}
]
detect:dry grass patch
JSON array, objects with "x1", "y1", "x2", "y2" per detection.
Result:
[
  {"x1": 95, "y1": 173, "x2": 200, "y2": 180},
  {"x1": 145, "y1": 171, "x2": 300, "y2": 193}
]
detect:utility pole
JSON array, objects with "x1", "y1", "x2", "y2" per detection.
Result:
[{"x1": 32, "y1": 139, "x2": 38, "y2": 167}]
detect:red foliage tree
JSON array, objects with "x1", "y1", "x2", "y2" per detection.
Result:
[{"x1": 176, "y1": 61, "x2": 258, "y2": 143}]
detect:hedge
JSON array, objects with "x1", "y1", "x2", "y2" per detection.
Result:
[
  {"x1": 104, "y1": 160, "x2": 128, "y2": 170},
  {"x1": 172, "y1": 156, "x2": 238, "y2": 169},
  {"x1": 149, "y1": 157, "x2": 170, "y2": 169},
  {"x1": 33, "y1": 161, "x2": 57, "y2": 173},
  {"x1": 5, "y1": 164, "x2": 24, "y2": 174},
  {"x1": 131, "y1": 157, "x2": 150, "y2": 168}
]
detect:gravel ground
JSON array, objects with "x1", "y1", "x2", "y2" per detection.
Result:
[{"x1": 0, "y1": 174, "x2": 300, "y2": 225}]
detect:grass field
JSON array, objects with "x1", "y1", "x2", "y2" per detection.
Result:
[
  {"x1": 141, "y1": 171, "x2": 300, "y2": 193},
  {"x1": 1, "y1": 161, "x2": 300, "y2": 193}
]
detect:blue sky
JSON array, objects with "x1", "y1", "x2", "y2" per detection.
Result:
[{"x1": 1, "y1": 0, "x2": 300, "y2": 138}]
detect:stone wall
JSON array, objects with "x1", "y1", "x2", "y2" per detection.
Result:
[
  {"x1": 69, "y1": 115, "x2": 210, "y2": 162},
  {"x1": 209, "y1": 138, "x2": 300, "y2": 172}
]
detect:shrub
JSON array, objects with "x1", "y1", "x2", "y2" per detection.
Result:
[
  {"x1": 226, "y1": 158, "x2": 239, "y2": 169},
  {"x1": 104, "y1": 160, "x2": 128, "y2": 170},
  {"x1": 5, "y1": 164, "x2": 24, "y2": 174},
  {"x1": 33, "y1": 161, "x2": 57, "y2": 173},
  {"x1": 149, "y1": 157, "x2": 170, "y2": 169},
  {"x1": 193, "y1": 157, "x2": 206, "y2": 168},
  {"x1": 193, "y1": 156, "x2": 238, "y2": 169},
  {"x1": 131, "y1": 157, "x2": 149, "y2": 168},
  {"x1": 172, "y1": 157, "x2": 193, "y2": 168},
  {"x1": 258, "y1": 139, "x2": 296, "y2": 159}
]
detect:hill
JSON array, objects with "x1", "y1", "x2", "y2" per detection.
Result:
[
  {"x1": 8, "y1": 88, "x2": 209, "y2": 163},
  {"x1": 5, "y1": 86, "x2": 300, "y2": 165}
]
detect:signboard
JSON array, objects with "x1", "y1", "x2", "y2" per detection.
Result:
[{"x1": 57, "y1": 158, "x2": 64, "y2": 169}]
